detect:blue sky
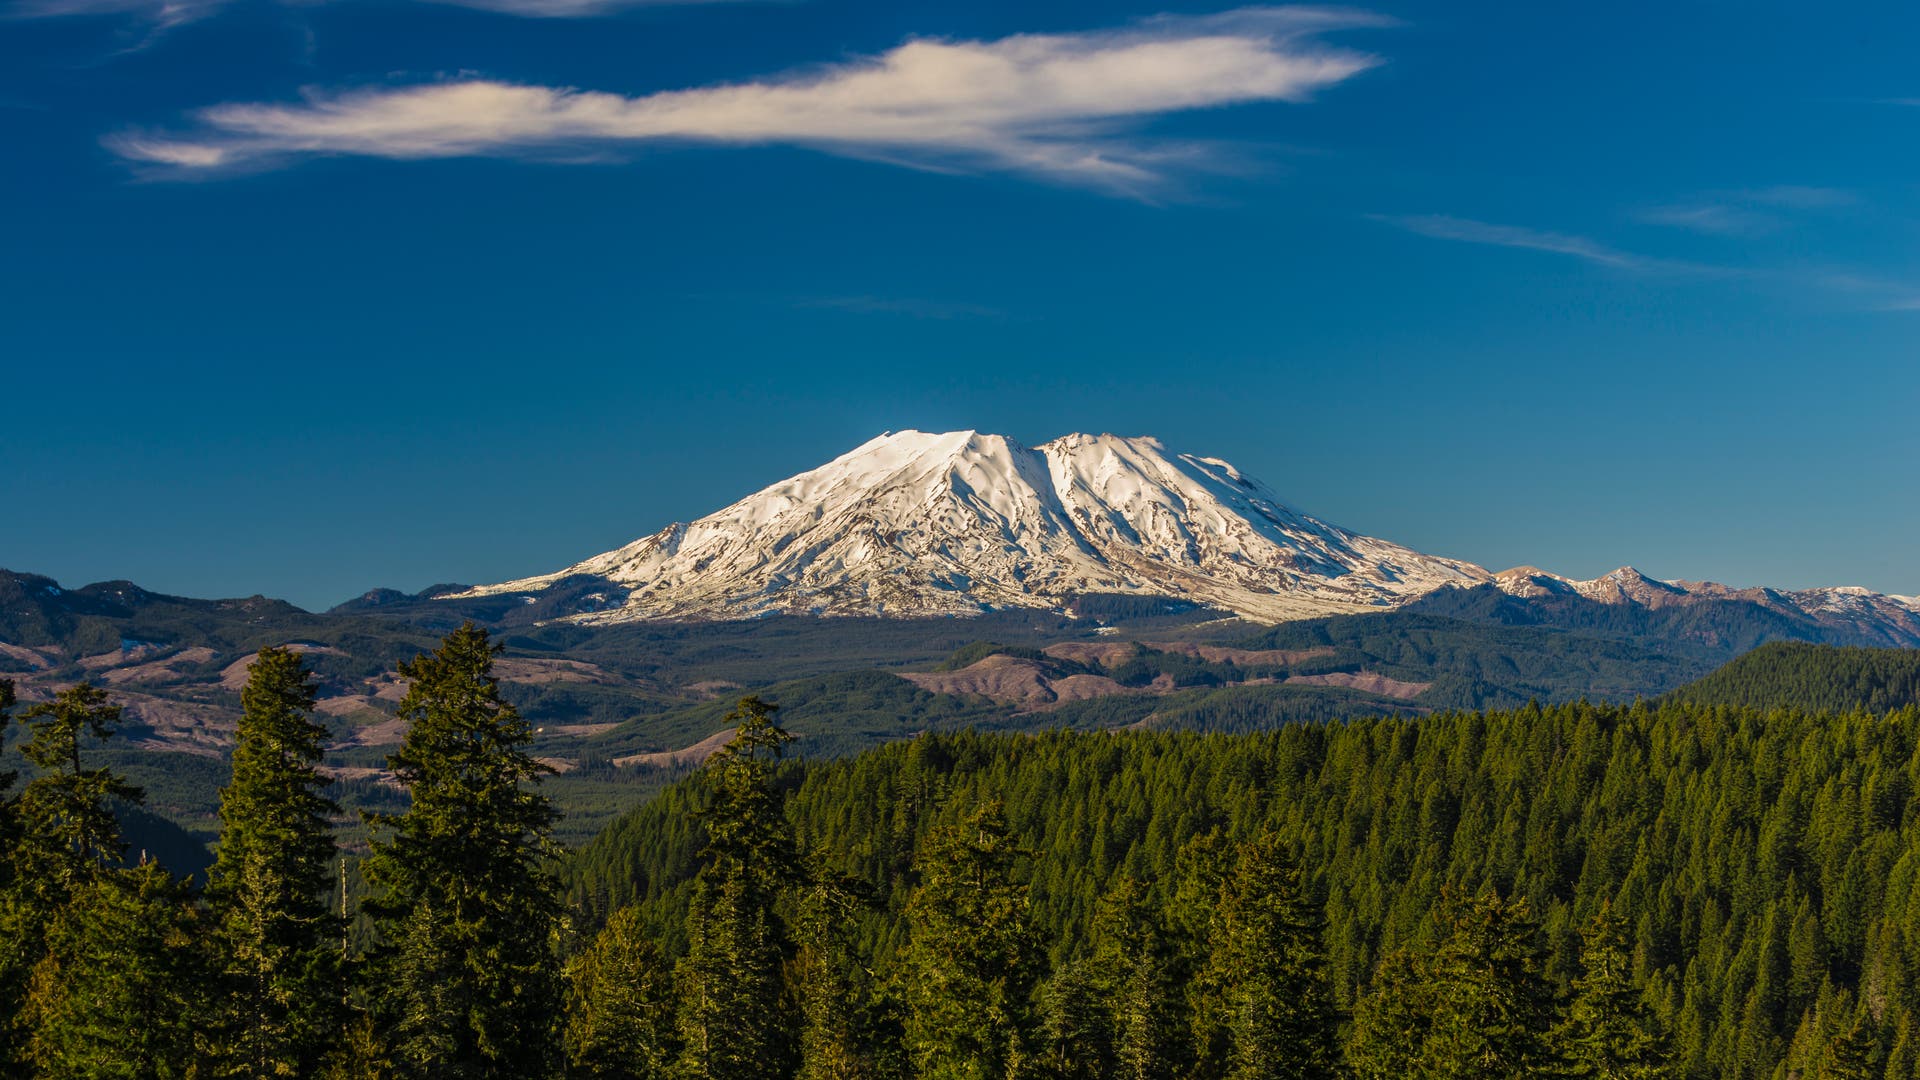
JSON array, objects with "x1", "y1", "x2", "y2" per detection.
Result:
[{"x1": 3, "y1": 0, "x2": 1917, "y2": 610}]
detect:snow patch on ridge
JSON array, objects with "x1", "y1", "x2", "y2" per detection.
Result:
[{"x1": 460, "y1": 429, "x2": 1489, "y2": 623}]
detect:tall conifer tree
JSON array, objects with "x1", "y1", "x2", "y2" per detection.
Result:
[
  {"x1": 564, "y1": 906, "x2": 677, "y2": 1079},
  {"x1": 363, "y1": 623, "x2": 562, "y2": 1078},
  {"x1": 1209, "y1": 833, "x2": 1340, "y2": 1080},
  {"x1": 1422, "y1": 891, "x2": 1558, "y2": 1079},
  {"x1": 675, "y1": 697, "x2": 799, "y2": 1080},
  {"x1": 22, "y1": 859, "x2": 206, "y2": 1078},
  {"x1": 0, "y1": 682, "x2": 140, "y2": 1077},
  {"x1": 1091, "y1": 877, "x2": 1181, "y2": 1080},
  {"x1": 898, "y1": 800, "x2": 1042, "y2": 1080},
  {"x1": 1558, "y1": 908, "x2": 1672, "y2": 1079},
  {"x1": 207, "y1": 645, "x2": 344, "y2": 1078}
]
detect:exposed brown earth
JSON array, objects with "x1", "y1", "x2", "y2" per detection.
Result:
[
  {"x1": 1042, "y1": 641, "x2": 1140, "y2": 667},
  {"x1": 217, "y1": 644, "x2": 344, "y2": 690},
  {"x1": 614, "y1": 729, "x2": 736, "y2": 769},
  {"x1": 686, "y1": 679, "x2": 744, "y2": 698},
  {"x1": 76, "y1": 643, "x2": 166, "y2": 671},
  {"x1": 1047, "y1": 673, "x2": 1137, "y2": 703},
  {"x1": 1145, "y1": 642, "x2": 1337, "y2": 666},
  {"x1": 97, "y1": 647, "x2": 221, "y2": 686},
  {"x1": 1285, "y1": 671, "x2": 1431, "y2": 700},
  {"x1": 0, "y1": 642, "x2": 58, "y2": 670},
  {"x1": 543, "y1": 722, "x2": 624, "y2": 737},
  {"x1": 900, "y1": 655, "x2": 1061, "y2": 707},
  {"x1": 492, "y1": 657, "x2": 620, "y2": 685}
]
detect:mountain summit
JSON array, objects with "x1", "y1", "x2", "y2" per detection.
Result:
[
  {"x1": 459, "y1": 430, "x2": 1920, "y2": 636},
  {"x1": 462, "y1": 430, "x2": 1491, "y2": 622}
]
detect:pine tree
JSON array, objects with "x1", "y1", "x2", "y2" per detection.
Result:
[
  {"x1": 9, "y1": 683, "x2": 140, "y2": 892},
  {"x1": 564, "y1": 906, "x2": 677, "y2": 1079},
  {"x1": 1090, "y1": 876, "x2": 1180, "y2": 1080},
  {"x1": 1348, "y1": 949, "x2": 1436, "y2": 1080},
  {"x1": 1421, "y1": 891, "x2": 1558, "y2": 1079},
  {"x1": 1208, "y1": 833, "x2": 1340, "y2": 1080},
  {"x1": 675, "y1": 697, "x2": 800, "y2": 1080},
  {"x1": 22, "y1": 859, "x2": 206, "y2": 1078},
  {"x1": 1821, "y1": 1012, "x2": 1877, "y2": 1080},
  {"x1": 1558, "y1": 908, "x2": 1672, "y2": 1079},
  {"x1": 0, "y1": 682, "x2": 141, "y2": 1076},
  {"x1": 363, "y1": 624, "x2": 562, "y2": 1079},
  {"x1": 1037, "y1": 958, "x2": 1111, "y2": 1080},
  {"x1": 795, "y1": 864, "x2": 893, "y2": 1080},
  {"x1": 207, "y1": 645, "x2": 344, "y2": 1078},
  {"x1": 898, "y1": 800, "x2": 1042, "y2": 1080}
]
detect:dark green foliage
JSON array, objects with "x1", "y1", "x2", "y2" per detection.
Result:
[
  {"x1": 897, "y1": 800, "x2": 1044, "y2": 1080},
  {"x1": 580, "y1": 697, "x2": 1920, "y2": 1080},
  {"x1": 20, "y1": 859, "x2": 207, "y2": 1078},
  {"x1": 206, "y1": 646, "x2": 344, "y2": 1078},
  {"x1": 0, "y1": 682, "x2": 143, "y2": 1075},
  {"x1": 1347, "y1": 949, "x2": 1434, "y2": 1080},
  {"x1": 1208, "y1": 834, "x2": 1340, "y2": 1080},
  {"x1": 1664, "y1": 642, "x2": 1920, "y2": 714},
  {"x1": 11, "y1": 684, "x2": 141, "y2": 889},
  {"x1": 1559, "y1": 908, "x2": 1672, "y2": 1079},
  {"x1": 363, "y1": 623, "x2": 563, "y2": 1078},
  {"x1": 1350, "y1": 891, "x2": 1558, "y2": 1079},
  {"x1": 674, "y1": 697, "x2": 800, "y2": 1080},
  {"x1": 1090, "y1": 877, "x2": 1181, "y2": 1080},
  {"x1": 1420, "y1": 891, "x2": 1558, "y2": 1078},
  {"x1": 563, "y1": 906, "x2": 677, "y2": 1079},
  {"x1": 796, "y1": 864, "x2": 899, "y2": 1080}
]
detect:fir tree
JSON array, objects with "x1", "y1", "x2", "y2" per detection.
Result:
[
  {"x1": 564, "y1": 906, "x2": 677, "y2": 1079},
  {"x1": 1347, "y1": 949, "x2": 1436, "y2": 1080},
  {"x1": 795, "y1": 864, "x2": 893, "y2": 1080},
  {"x1": 1558, "y1": 908, "x2": 1672, "y2": 1079},
  {"x1": 675, "y1": 697, "x2": 800, "y2": 1080},
  {"x1": 1090, "y1": 877, "x2": 1180, "y2": 1080},
  {"x1": 22, "y1": 860, "x2": 206, "y2": 1078},
  {"x1": 9, "y1": 683, "x2": 140, "y2": 892},
  {"x1": 898, "y1": 800, "x2": 1042, "y2": 1080},
  {"x1": 1037, "y1": 958, "x2": 1111, "y2": 1080},
  {"x1": 1421, "y1": 891, "x2": 1558, "y2": 1079},
  {"x1": 1209, "y1": 833, "x2": 1340, "y2": 1080},
  {"x1": 1820, "y1": 1012, "x2": 1876, "y2": 1080},
  {"x1": 0, "y1": 682, "x2": 141, "y2": 1077},
  {"x1": 363, "y1": 624, "x2": 562, "y2": 1079},
  {"x1": 207, "y1": 645, "x2": 344, "y2": 1078}
]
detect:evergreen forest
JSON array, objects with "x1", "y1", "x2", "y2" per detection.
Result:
[{"x1": 3, "y1": 625, "x2": 1919, "y2": 1079}]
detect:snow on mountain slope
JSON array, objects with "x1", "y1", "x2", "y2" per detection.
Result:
[
  {"x1": 458, "y1": 429, "x2": 1919, "y2": 632},
  {"x1": 1488, "y1": 566, "x2": 1920, "y2": 645},
  {"x1": 460, "y1": 430, "x2": 1492, "y2": 623}
]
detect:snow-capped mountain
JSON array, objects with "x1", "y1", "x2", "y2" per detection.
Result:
[
  {"x1": 457, "y1": 429, "x2": 1920, "y2": 634},
  {"x1": 460, "y1": 430, "x2": 1491, "y2": 622},
  {"x1": 1487, "y1": 566, "x2": 1920, "y2": 646}
]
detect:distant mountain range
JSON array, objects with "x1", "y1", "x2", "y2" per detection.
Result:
[{"x1": 451, "y1": 429, "x2": 1920, "y2": 644}]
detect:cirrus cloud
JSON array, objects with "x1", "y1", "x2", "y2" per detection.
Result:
[{"x1": 108, "y1": 7, "x2": 1390, "y2": 193}]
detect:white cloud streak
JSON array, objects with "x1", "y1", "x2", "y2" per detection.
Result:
[
  {"x1": 1635, "y1": 186, "x2": 1853, "y2": 236},
  {"x1": 108, "y1": 7, "x2": 1389, "y2": 192},
  {"x1": 1369, "y1": 214, "x2": 1650, "y2": 269},
  {"x1": 1377, "y1": 212, "x2": 1920, "y2": 313},
  {"x1": 7, "y1": 0, "x2": 742, "y2": 22}
]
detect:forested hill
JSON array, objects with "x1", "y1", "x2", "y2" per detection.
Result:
[
  {"x1": 1665, "y1": 641, "x2": 1920, "y2": 713},
  {"x1": 570, "y1": 699, "x2": 1920, "y2": 1080}
]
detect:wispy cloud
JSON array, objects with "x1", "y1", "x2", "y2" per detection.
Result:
[
  {"x1": 7, "y1": 0, "x2": 745, "y2": 23},
  {"x1": 108, "y1": 7, "x2": 1390, "y2": 193},
  {"x1": 1368, "y1": 214, "x2": 1651, "y2": 269},
  {"x1": 1377, "y1": 211, "x2": 1920, "y2": 313},
  {"x1": 1634, "y1": 186, "x2": 1853, "y2": 236},
  {"x1": 1635, "y1": 203, "x2": 1773, "y2": 236}
]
